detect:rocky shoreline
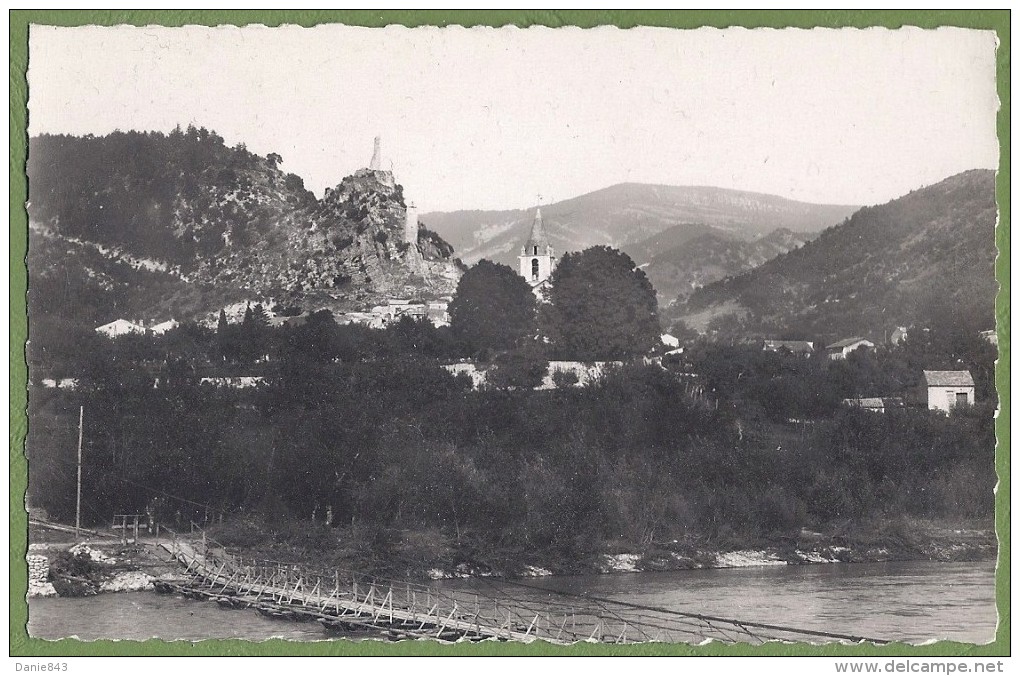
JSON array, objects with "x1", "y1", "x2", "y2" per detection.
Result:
[
  {"x1": 26, "y1": 541, "x2": 180, "y2": 598},
  {"x1": 26, "y1": 522, "x2": 997, "y2": 597},
  {"x1": 399, "y1": 526, "x2": 997, "y2": 580}
]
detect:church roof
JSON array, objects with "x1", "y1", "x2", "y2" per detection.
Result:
[{"x1": 523, "y1": 208, "x2": 550, "y2": 252}]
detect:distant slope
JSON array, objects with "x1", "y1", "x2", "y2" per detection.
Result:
[
  {"x1": 643, "y1": 228, "x2": 813, "y2": 305},
  {"x1": 424, "y1": 183, "x2": 858, "y2": 268},
  {"x1": 670, "y1": 170, "x2": 997, "y2": 341},
  {"x1": 620, "y1": 222, "x2": 722, "y2": 264}
]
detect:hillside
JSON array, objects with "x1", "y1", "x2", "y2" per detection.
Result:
[
  {"x1": 26, "y1": 128, "x2": 461, "y2": 328},
  {"x1": 424, "y1": 183, "x2": 857, "y2": 268},
  {"x1": 670, "y1": 170, "x2": 998, "y2": 341},
  {"x1": 643, "y1": 228, "x2": 813, "y2": 305}
]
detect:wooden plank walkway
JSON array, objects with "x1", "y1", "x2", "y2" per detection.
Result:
[{"x1": 155, "y1": 535, "x2": 889, "y2": 645}]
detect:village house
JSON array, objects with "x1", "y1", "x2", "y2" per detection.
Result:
[
  {"x1": 338, "y1": 311, "x2": 386, "y2": 329},
  {"x1": 923, "y1": 370, "x2": 975, "y2": 412},
  {"x1": 763, "y1": 339, "x2": 815, "y2": 356},
  {"x1": 96, "y1": 317, "x2": 180, "y2": 338},
  {"x1": 95, "y1": 318, "x2": 147, "y2": 338},
  {"x1": 825, "y1": 337, "x2": 875, "y2": 360},
  {"x1": 149, "y1": 319, "x2": 179, "y2": 335},
  {"x1": 342, "y1": 297, "x2": 447, "y2": 329},
  {"x1": 427, "y1": 301, "x2": 450, "y2": 327},
  {"x1": 660, "y1": 333, "x2": 680, "y2": 349}
]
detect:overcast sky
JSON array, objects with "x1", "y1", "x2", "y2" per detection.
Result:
[{"x1": 28, "y1": 24, "x2": 999, "y2": 212}]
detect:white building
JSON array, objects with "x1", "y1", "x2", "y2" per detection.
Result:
[
  {"x1": 825, "y1": 337, "x2": 875, "y2": 360},
  {"x1": 923, "y1": 370, "x2": 975, "y2": 412},
  {"x1": 95, "y1": 319, "x2": 147, "y2": 338},
  {"x1": 150, "y1": 319, "x2": 180, "y2": 335}
]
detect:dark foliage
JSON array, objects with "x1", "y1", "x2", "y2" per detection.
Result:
[
  {"x1": 543, "y1": 246, "x2": 660, "y2": 360},
  {"x1": 28, "y1": 127, "x2": 315, "y2": 266},
  {"x1": 448, "y1": 260, "x2": 537, "y2": 357},
  {"x1": 27, "y1": 322, "x2": 994, "y2": 569},
  {"x1": 484, "y1": 342, "x2": 549, "y2": 390}
]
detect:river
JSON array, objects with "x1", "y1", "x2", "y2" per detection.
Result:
[{"x1": 26, "y1": 560, "x2": 996, "y2": 644}]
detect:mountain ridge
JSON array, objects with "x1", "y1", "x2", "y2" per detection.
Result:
[
  {"x1": 423, "y1": 182, "x2": 858, "y2": 269},
  {"x1": 668, "y1": 169, "x2": 997, "y2": 342}
]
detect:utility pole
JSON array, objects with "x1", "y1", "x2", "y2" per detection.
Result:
[{"x1": 75, "y1": 405, "x2": 83, "y2": 539}]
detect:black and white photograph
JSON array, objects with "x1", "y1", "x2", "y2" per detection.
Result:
[{"x1": 20, "y1": 21, "x2": 1001, "y2": 647}]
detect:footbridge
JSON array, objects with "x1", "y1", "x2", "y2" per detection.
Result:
[{"x1": 155, "y1": 531, "x2": 888, "y2": 645}]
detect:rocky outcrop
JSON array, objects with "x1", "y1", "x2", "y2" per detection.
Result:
[
  {"x1": 27, "y1": 130, "x2": 462, "y2": 322},
  {"x1": 162, "y1": 167, "x2": 461, "y2": 309}
]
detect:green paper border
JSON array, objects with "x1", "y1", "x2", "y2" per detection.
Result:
[{"x1": 8, "y1": 9, "x2": 1010, "y2": 658}]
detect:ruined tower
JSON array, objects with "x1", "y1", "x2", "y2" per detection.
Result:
[
  {"x1": 404, "y1": 202, "x2": 419, "y2": 245},
  {"x1": 369, "y1": 136, "x2": 382, "y2": 171}
]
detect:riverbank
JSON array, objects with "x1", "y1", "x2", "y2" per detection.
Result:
[
  {"x1": 432, "y1": 518, "x2": 997, "y2": 579},
  {"x1": 25, "y1": 517, "x2": 995, "y2": 597},
  {"x1": 594, "y1": 521, "x2": 996, "y2": 576},
  {"x1": 202, "y1": 516, "x2": 996, "y2": 581}
]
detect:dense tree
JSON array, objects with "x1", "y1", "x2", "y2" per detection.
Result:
[
  {"x1": 239, "y1": 303, "x2": 270, "y2": 364},
  {"x1": 448, "y1": 260, "x2": 537, "y2": 357},
  {"x1": 215, "y1": 310, "x2": 230, "y2": 360},
  {"x1": 543, "y1": 246, "x2": 660, "y2": 360}
]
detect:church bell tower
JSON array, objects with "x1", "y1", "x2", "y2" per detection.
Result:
[{"x1": 519, "y1": 208, "x2": 556, "y2": 287}]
